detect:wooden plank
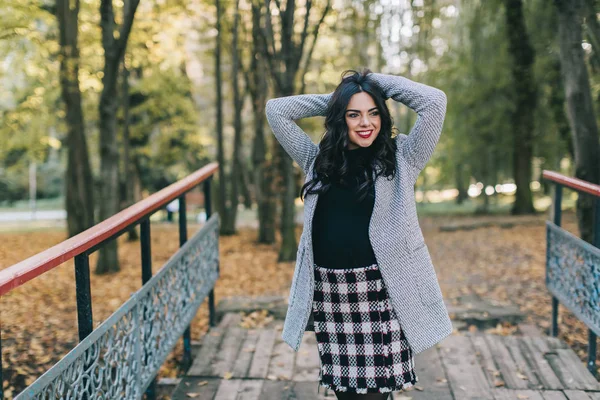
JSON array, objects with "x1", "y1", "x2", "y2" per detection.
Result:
[
  {"x1": 231, "y1": 328, "x2": 261, "y2": 378},
  {"x1": 541, "y1": 391, "x2": 569, "y2": 400},
  {"x1": 218, "y1": 312, "x2": 243, "y2": 328},
  {"x1": 171, "y1": 377, "x2": 221, "y2": 400},
  {"x1": 492, "y1": 388, "x2": 544, "y2": 400},
  {"x1": 503, "y1": 335, "x2": 542, "y2": 388},
  {"x1": 532, "y1": 336, "x2": 553, "y2": 353},
  {"x1": 236, "y1": 380, "x2": 264, "y2": 400},
  {"x1": 485, "y1": 334, "x2": 530, "y2": 389},
  {"x1": 247, "y1": 329, "x2": 277, "y2": 378},
  {"x1": 519, "y1": 323, "x2": 544, "y2": 337},
  {"x1": 472, "y1": 333, "x2": 505, "y2": 389},
  {"x1": 214, "y1": 379, "x2": 242, "y2": 400},
  {"x1": 544, "y1": 336, "x2": 569, "y2": 350},
  {"x1": 410, "y1": 345, "x2": 453, "y2": 400},
  {"x1": 188, "y1": 327, "x2": 226, "y2": 376},
  {"x1": 530, "y1": 337, "x2": 587, "y2": 389},
  {"x1": 292, "y1": 330, "x2": 321, "y2": 382},
  {"x1": 292, "y1": 381, "x2": 333, "y2": 399},
  {"x1": 562, "y1": 390, "x2": 593, "y2": 400},
  {"x1": 268, "y1": 336, "x2": 296, "y2": 380},
  {"x1": 519, "y1": 336, "x2": 563, "y2": 390},
  {"x1": 555, "y1": 349, "x2": 600, "y2": 390},
  {"x1": 258, "y1": 380, "x2": 296, "y2": 400},
  {"x1": 529, "y1": 336, "x2": 599, "y2": 391},
  {"x1": 210, "y1": 327, "x2": 248, "y2": 377},
  {"x1": 438, "y1": 334, "x2": 494, "y2": 399},
  {"x1": 544, "y1": 352, "x2": 583, "y2": 390}
]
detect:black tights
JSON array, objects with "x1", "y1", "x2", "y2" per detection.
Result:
[{"x1": 333, "y1": 391, "x2": 390, "y2": 400}]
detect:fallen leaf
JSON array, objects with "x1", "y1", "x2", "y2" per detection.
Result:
[{"x1": 516, "y1": 371, "x2": 528, "y2": 380}]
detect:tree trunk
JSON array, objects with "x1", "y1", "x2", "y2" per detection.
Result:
[
  {"x1": 121, "y1": 63, "x2": 138, "y2": 241},
  {"x1": 455, "y1": 163, "x2": 468, "y2": 205},
  {"x1": 214, "y1": 0, "x2": 231, "y2": 236},
  {"x1": 222, "y1": 0, "x2": 243, "y2": 234},
  {"x1": 584, "y1": 0, "x2": 600, "y2": 73},
  {"x1": 548, "y1": 58, "x2": 574, "y2": 160},
  {"x1": 504, "y1": 0, "x2": 537, "y2": 215},
  {"x1": 56, "y1": 0, "x2": 96, "y2": 238},
  {"x1": 555, "y1": 0, "x2": 600, "y2": 244},
  {"x1": 238, "y1": 164, "x2": 253, "y2": 210},
  {"x1": 96, "y1": 0, "x2": 140, "y2": 274},
  {"x1": 249, "y1": 1, "x2": 275, "y2": 243}
]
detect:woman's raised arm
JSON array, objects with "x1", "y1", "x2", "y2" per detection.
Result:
[
  {"x1": 368, "y1": 73, "x2": 447, "y2": 172},
  {"x1": 265, "y1": 93, "x2": 333, "y2": 174}
]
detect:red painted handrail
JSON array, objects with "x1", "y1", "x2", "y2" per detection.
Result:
[
  {"x1": 0, "y1": 162, "x2": 219, "y2": 296},
  {"x1": 542, "y1": 170, "x2": 600, "y2": 198}
]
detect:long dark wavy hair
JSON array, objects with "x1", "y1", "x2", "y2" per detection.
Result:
[{"x1": 300, "y1": 68, "x2": 398, "y2": 203}]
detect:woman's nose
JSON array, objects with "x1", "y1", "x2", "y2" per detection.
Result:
[{"x1": 360, "y1": 115, "x2": 370, "y2": 126}]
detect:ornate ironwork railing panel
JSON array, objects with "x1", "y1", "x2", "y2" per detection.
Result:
[
  {"x1": 15, "y1": 214, "x2": 219, "y2": 400},
  {"x1": 546, "y1": 220, "x2": 600, "y2": 337}
]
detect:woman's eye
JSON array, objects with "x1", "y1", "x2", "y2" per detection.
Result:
[{"x1": 348, "y1": 112, "x2": 378, "y2": 117}]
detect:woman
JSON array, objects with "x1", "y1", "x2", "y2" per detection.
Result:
[{"x1": 265, "y1": 69, "x2": 452, "y2": 399}]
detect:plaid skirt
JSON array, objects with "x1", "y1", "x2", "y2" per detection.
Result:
[{"x1": 311, "y1": 262, "x2": 419, "y2": 394}]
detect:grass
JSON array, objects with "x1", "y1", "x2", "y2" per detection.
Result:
[
  {"x1": 0, "y1": 197, "x2": 64, "y2": 212},
  {"x1": 414, "y1": 192, "x2": 578, "y2": 217}
]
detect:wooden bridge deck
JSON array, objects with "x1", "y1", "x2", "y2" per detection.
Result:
[{"x1": 172, "y1": 312, "x2": 600, "y2": 399}]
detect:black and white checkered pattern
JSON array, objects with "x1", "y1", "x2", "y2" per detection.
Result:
[{"x1": 312, "y1": 263, "x2": 419, "y2": 394}]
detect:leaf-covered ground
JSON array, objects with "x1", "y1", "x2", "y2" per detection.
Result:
[{"x1": 1, "y1": 211, "x2": 595, "y2": 398}]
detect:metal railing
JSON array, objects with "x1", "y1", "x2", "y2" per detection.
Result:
[
  {"x1": 0, "y1": 162, "x2": 219, "y2": 399},
  {"x1": 542, "y1": 170, "x2": 600, "y2": 378}
]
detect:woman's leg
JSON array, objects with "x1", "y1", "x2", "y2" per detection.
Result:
[{"x1": 333, "y1": 391, "x2": 390, "y2": 400}]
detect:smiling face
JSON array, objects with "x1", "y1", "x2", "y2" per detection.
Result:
[{"x1": 345, "y1": 92, "x2": 381, "y2": 150}]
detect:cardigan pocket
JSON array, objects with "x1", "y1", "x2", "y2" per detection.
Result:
[{"x1": 411, "y1": 244, "x2": 444, "y2": 306}]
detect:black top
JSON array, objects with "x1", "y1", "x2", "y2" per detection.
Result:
[{"x1": 311, "y1": 145, "x2": 378, "y2": 269}]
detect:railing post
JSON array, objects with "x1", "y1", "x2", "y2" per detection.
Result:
[
  {"x1": 550, "y1": 184, "x2": 562, "y2": 338},
  {"x1": 179, "y1": 195, "x2": 193, "y2": 370},
  {"x1": 204, "y1": 177, "x2": 217, "y2": 328},
  {"x1": 140, "y1": 219, "x2": 155, "y2": 400},
  {"x1": 74, "y1": 254, "x2": 93, "y2": 340},
  {"x1": 588, "y1": 197, "x2": 600, "y2": 377}
]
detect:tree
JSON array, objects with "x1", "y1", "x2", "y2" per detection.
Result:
[
  {"x1": 96, "y1": 0, "x2": 140, "y2": 274},
  {"x1": 259, "y1": 0, "x2": 332, "y2": 262},
  {"x1": 504, "y1": 0, "x2": 537, "y2": 214},
  {"x1": 214, "y1": 0, "x2": 227, "y2": 235},
  {"x1": 245, "y1": 0, "x2": 275, "y2": 243},
  {"x1": 56, "y1": 0, "x2": 96, "y2": 238},
  {"x1": 554, "y1": 0, "x2": 600, "y2": 244}
]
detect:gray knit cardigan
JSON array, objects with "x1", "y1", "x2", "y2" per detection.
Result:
[{"x1": 265, "y1": 72, "x2": 452, "y2": 354}]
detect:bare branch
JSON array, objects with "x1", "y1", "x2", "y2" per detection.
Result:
[
  {"x1": 260, "y1": 0, "x2": 284, "y2": 91},
  {"x1": 116, "y1": 0, "x2": 141, "y2": 59},
  {"x1": 293, "y1": 0, "x2": 313, "y2": 71},
  {"x1": 299, "y1": 0, "x2": 332, "y2": 94}
]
